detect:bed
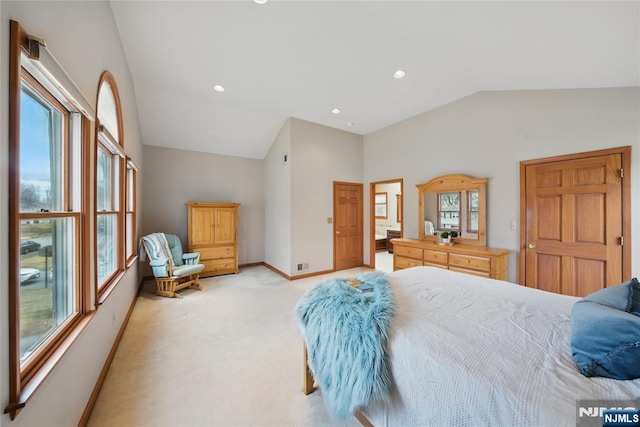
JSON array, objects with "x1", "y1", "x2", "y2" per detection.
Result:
[{"x1": 299, "y1": 267, "x2": 640, "y2": 426}]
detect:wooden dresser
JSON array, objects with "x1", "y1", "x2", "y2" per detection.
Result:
[
  {"x1": 391, "y1": 238, "x2": 510, "y2": 280},
  {"x1": 186, "y1": 202, "x2": 240, "y2": 277}
]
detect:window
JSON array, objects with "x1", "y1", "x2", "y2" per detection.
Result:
[
  {"x1": 125, "y1": 158, "x2": 138, "y2": 264},
  {"x1": 375, "y1": 192, "x2": 388, "y2": 219},
  {"x1": 7, "y1": 20, "x2": 94, "y2": 418},
  {"x1": 437, "y1": 192, "x2": 461, "y2": 231},
  {"x1": 95, "y1": 72, "x2": 126, "y2": 297}
]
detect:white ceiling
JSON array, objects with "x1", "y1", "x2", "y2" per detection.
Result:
[{"x1": 110, "y1": 1, "x2": 639, "y2": 160}]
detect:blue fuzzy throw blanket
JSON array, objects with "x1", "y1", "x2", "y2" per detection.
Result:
[{"x1": 295, "y1": 271, "x2": 395, "y2": 421}]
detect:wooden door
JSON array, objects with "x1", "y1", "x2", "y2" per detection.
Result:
[
  {"x1": 521, "y1": 149, "x2": 629, "y2": 297},
  {"x1": 214, "y1": 207, "x2": 236, "y2": 245},
  {"x1": 334, "y1": 182, "x2": 363, "y2": 271},
  {"x1": 190, "y1": 207, "x2": 215, "y2": 246}
]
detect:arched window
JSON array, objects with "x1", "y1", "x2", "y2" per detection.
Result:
[{"x1": 95, "y1": 72, "x2": 127, "y2": 300}]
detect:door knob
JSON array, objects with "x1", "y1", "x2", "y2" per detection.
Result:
[
  {"x1": 336, "y1": 231, "x2": 341, "y2": 235},
  {"x1": 528, "y1": 243, "x2": 536, "y2": 249}
]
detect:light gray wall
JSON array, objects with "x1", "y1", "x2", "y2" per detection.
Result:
[
  {"x1": 0, "y1": 2, "x2": 143, "y2": 426},
  {"x1": 290, "y1": 118, "x2": 363, "y2": 274},
  {"x1": 263, "y1": 119, "x2": 292, "y2": 274},
  {"x1": 141, "y1": 145, "x2": 264, "y2": 265},
  {"x1": 364, "y1": 87, "x2": 640, "y2": 282}
]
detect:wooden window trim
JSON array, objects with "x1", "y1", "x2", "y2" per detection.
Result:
[
  {"x1": 94, "y1": 71, "x2": 127, "y2": 304},
  {"x1": 125, "y1": 159, "x2": 138, "y2": 265},
  {"x1": 374, "y1": 192, "x2": 388, "y2": 219},
  {"x1": 21, "y1": 71, "x2": 71, "y2": 211},
  {"x1": 6, "y1": 20, "x2": 92, "y2": 419}
]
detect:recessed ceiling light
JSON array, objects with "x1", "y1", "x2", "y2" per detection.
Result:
[
  {"x1": 254, "y1": 0, "x2": 267, "y2": 4},
  {"x1": 213, "y1": 85, "x2": 225, "y2": 92},
  {"x1": 347, "y1": 122, "x2": 355, "y2": 127},
  {"x1": 392, "y1": 70, "x2": 406, "y2": 79},
  {"x1": 331, "y1": 108, "x2": 341, "y2": 114}
]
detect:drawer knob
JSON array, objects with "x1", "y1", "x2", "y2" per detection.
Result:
[{"x1": 466, "y1": 260, "x2": 470, "y2": 264}]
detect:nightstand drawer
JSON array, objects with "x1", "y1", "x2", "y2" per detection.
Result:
[
  {"x1": 394, "y1": 245, "x2": 423, "y2": 260},
  {"x1": 394, "y1": 256, "x2": 423, "y2": 270},
  {"x1": 423, "y1": 249, "x2": 448, "y2": 265},
  {"x1": 449, "y1": 253, "x2": 491, "y2": 272}
]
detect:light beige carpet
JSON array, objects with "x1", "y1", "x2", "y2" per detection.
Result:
[{"x1": 87, "y1": 266, "x2": 370, "y2": 427}]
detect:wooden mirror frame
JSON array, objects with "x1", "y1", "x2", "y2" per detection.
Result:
[{"x1": 417, "y1": 174, "x2": 488, "y2": 247}]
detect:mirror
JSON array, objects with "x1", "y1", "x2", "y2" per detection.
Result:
[{"x1": 417, "y1": 174, "x2": 487, "y2": 247}]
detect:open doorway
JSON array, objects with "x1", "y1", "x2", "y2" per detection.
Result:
[{"x1": 370, "y1": 179, "x2": 403, "y2": 272}]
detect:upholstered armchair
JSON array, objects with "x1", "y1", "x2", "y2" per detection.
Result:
[{"x1": 140, "y1": 232, "x2": 204, "y2": 298}]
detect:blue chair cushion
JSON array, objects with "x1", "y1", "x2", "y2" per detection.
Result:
[
  {"x1": 571, "y1": 278, "x2": 640, "y2": 380},
  {"x1": 164, "y1": 234, "x2": 185, "y2": 267},
  {"x1": 183, "y1": 253, "x2": 199, "y2": 265},
  {"x1": 172, "y1": 264, "x2": 204, "y2": 277}
]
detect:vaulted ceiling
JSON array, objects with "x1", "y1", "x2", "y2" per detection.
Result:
[{"x1": 110, "y1": 1, "x2": 639, "y2": 159}]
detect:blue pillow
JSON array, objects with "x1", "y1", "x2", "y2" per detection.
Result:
[{"x1": 570, "y1": 278, "x2": 640, "y2": 380}]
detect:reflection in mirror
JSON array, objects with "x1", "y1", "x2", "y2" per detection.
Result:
[
  {"x1": 467, "y1": 190, "x2": 478, "y2": 233},
  {"x1": 424, "y1": 191, "x2": 479, "y2": 240},
  {"x1": 418, "y1": 174, "x2": 487, "y2": 247},
  {"x1": 437, "y1": 192, "x2": 460, "y2": 231}
]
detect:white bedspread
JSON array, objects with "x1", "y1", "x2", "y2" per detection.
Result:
[{"x1": 362, "y1": 267, "x2": 640, "y2": 427}]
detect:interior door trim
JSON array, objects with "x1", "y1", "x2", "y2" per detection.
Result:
[
  {"x1": 518, "y1": 146, "x2": 631, "y2": 285},
  {"x1": 369, "y1": 179, "x2": 403, "y2": 269}
]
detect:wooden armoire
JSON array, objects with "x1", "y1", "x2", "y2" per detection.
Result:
[{"x1": 186, "y1": 202, "x2": 240, "y2": 277}]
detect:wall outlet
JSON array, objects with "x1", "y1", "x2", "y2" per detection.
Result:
[
  {"x1": 297, "y1": 263, "x2": 309, "y2": 271},
  {"x1": 112, "y1": 309, "x2": 116, "y2": 326}
]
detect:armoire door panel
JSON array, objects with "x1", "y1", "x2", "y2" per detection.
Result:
[
  {"x1": 215, "y1": 208, "x2": 236, "y2": 244},
  {"x1": 191, "y1": 208, "x2": 215, "y2": 246}
]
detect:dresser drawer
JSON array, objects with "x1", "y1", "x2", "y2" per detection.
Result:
[
  {"x1": 196, "y1": 245, "x2": 235, "y2": 260},
  {"x1": 394, "y1": 245, "x2": 423, "y2": 261},
  {"x1": 202, "y1": 258, "x2": 236, "y2": 274},
  {"x1": 449, "y1": 253, "x2": 491, "y2": 272},
  {"x1": 394, "y1": 256, "x2": 423, "y2": 270},
  {"x1": 423, "y1": 249, "x2": 448, "y2": 265}
]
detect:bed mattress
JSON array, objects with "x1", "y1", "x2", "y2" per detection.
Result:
[{"x1": 362, "y1": 267, "x2": 640, "y2": 427}]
